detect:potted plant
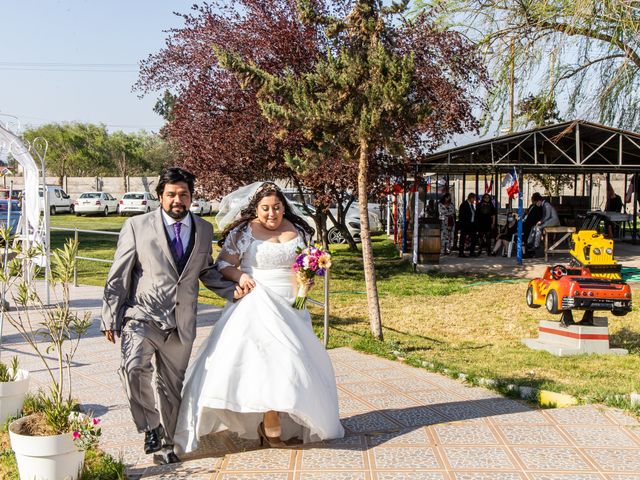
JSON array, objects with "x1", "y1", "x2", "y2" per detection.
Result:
[
  {"x1": 0, "y1": 356, "x2": 30, "y2": 426},
  {"x1": 1, "y1": 237, "x2": 95, "y2": 480}
]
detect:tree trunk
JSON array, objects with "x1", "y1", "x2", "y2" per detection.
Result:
[
  {"x1": 358, "y1": 137, "x2": 383, "y2": 340},
  {"x1": 313, "y1": 209, "x2": 329, "y2": 250},
  {"x1": 326, "y1": 208, "x2": 358, "y2": 251},
  {"x1": 291, "y1": 176, "x2": 327, "y2": 247},
  {"x1": 58, "y1": 158, "x2": 66, "y2": 187},
  {"x1": 120, "y1": 152, "x2": 128, "y2": 193}
]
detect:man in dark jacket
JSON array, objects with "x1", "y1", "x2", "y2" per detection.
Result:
[
  {"x1": 458, "y1": 193, "x2": 477, "y2": 257},
  {"x1": 522, "y1": 196, "x2": 543, "y2": 246}
]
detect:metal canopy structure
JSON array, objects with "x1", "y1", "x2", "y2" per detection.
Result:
[
  {"x1": 404, "y1": 120, "x2": 640, "y2": 269},
  {"x1": 415, "y1": 120, "x2": 640, "y2": 174}
]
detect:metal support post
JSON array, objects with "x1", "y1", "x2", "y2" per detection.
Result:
[
  {"x1": 412, "y1": 170, "x2": 420, "y2": 272},
  {"x1": 0, "y1": 182, "x2": 14, "y2": 360},
  {"x1": 517, "y1": 169, "x2": 524, "y2": 266},
  {"x1": 323, "y1": 273, "x2": 330, "y2": 348},
  {"x1": 73, "y1": 228, "x2": 79, "y2": 287}
]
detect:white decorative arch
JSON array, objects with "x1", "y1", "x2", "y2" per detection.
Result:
[{"x1": 0, "y1": 124, "x2": 41, "y2": 238}]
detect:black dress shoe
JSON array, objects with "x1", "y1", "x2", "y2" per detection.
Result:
[
  {"x1": 153, "y1": 450, "x2": 181, "y2": 465},
  {"x1": 144, "y1": 425, "x2": 165, "y2": 454},
  {"x1": 458, "y1": 253, "x2": 468, "y2": 258}
]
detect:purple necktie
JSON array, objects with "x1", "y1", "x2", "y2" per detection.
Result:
[{"x1": 172, "y1": 222, "x2": 184, "y2": 260}]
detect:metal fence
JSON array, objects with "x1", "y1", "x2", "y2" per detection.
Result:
[{"x1": 51, "y1": 226, "x2": 331, "y2": 346}]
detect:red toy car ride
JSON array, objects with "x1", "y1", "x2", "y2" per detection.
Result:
[{"x1": 526, "y1": 265, "x2": 632, "y2": 326}]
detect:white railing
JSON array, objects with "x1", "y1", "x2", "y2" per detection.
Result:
[{"x1": 51, "y1": 226, "x2": 331, "y2": 346}]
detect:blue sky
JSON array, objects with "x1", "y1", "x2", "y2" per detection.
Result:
[{"x1": 1, "y1": 0, "x2": 196, "y2": 133}]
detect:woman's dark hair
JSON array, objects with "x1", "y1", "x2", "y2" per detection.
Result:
[
  {"x1": 156, "y1": 167, "x2": 196, "y2": 198},
  {"x1": 440, "y1": 193, "x2": 451, "y2": 204},
  {"x1": 218, "y1": 183, "x2": 315, "y2": 247}
]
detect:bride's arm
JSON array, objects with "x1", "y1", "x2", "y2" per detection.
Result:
[
  {"x1": 218, "y1": 259, "x2": 252, "y2": 285},
  {"x1": 217, "y1": 228, "x2": 256, "y2": 291}
]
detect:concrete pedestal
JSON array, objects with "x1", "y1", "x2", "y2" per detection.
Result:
[{"x1": 522, "y1": 317, "x2": 627, "y2": 356}]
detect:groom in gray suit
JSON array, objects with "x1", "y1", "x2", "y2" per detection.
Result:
[{"x1": 101, "y1": 167, "x2": 244, "y2": 464}]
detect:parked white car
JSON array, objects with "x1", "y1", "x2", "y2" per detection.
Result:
[
  {"x1": 38, "y1": 186, "x2": 73, "y2": 215},
  {"x1": 74, "y1": 192, "x2": 119, "y2": 216},
  {"x1": 119, "y1": 192, "x2": 160, "y2": 215},
  {"x1": 190, "y1": 198, "x2": 213, "y2": 216}
]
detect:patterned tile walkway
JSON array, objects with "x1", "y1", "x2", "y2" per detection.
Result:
[{"x1": 3, "y1": 283, "x2": 640, "y2": 479}]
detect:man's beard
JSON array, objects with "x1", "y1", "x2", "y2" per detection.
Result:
[{"x1": 164, "y1": 205, "x2": 188, "y2": 220}]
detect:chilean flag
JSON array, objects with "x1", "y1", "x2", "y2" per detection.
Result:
[{"x1": 502, "y1": 167, "x2": 519, "y2": 199}]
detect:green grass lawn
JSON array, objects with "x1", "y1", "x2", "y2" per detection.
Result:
[{"x1": 50, "y1": 213, "x2": 640, "y2": 411}]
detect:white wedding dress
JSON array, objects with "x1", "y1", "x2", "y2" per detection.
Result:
[{"x1": 174, "y1": 226, "x2": 344, "y2": 454}]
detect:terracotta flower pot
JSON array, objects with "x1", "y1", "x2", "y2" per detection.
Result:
[
  {"x1": 0, "y1": 369, "x2": 30, "y2": 425},
  {"x1": 9, "y1": 414, "x2": 85, "y2": 480}
]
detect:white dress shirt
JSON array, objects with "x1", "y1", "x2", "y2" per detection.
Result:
[{"x1": 161, "y1": 209, "x2": 192, "y2": 250}]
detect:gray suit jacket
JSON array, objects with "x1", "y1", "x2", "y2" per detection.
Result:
[{"x1": 101, "y1": 209, "x2": 236, "y2": 344}]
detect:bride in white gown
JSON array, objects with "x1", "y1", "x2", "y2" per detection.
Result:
[{"x1": 174, "y1": 182, "x2": 344, "y2": 454}]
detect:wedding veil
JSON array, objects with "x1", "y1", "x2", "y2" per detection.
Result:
[{"x1": 216, "y1": 182, "x2": 306, "y2": 231}]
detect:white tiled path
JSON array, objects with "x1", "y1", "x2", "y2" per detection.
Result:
[{"x1": 3, "y1": 283, "x2": 640, "y2": 479}]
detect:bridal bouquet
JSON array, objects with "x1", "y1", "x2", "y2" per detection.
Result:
[{"x1": 292, "y1": 244, "x2": 332, "y2": 309}]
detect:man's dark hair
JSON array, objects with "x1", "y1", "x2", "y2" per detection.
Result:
[
  {"x1": 467, "y1": 192, "x2": 476, "y2": 200},
  {"x1": 531, "y1": 192, "x2": 543, "y2": 202},
  {"x1": 156, "y1": 167, "x2": 196, "y2": 198}
]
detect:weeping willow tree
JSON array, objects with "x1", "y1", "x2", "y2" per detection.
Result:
[{"x1": 415, "y1": 0, "x2": 640, "y2": 131}]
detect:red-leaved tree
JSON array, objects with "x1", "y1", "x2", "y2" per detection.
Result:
[{"x1": 137, "y1": 1, "x2": 371, "y2": 248}]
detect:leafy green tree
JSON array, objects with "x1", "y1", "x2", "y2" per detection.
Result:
[
  {"x1": 516, "y1": 94, "x2": 562, "y2": 129},
  {"x1": 23, "y1": 123, "x2": 110, "y2": 184},
  {"x1": 215, "y1": 0, "x2": 485, "y2": 339},
  {"x1": 23, "y1": 124, "x2": 172, "y2": 182},
  {"x1": 140, "y1": 132, "x2": 175, "y2": 173},
  {"x1": 106, "y1": 131, "x2": 145, "y2": 191},
  {"x1": 153, "y1": 90, "x2": 177, "y2": 122},
  {"x1": 416, "y1": 0, "x2": 640, "y2": 130},
  {"x1": 515, "y1": 93, "x2": 571, "y2": 195}
]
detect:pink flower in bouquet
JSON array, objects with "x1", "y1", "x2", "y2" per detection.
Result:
[
  {"x1": 307, "y1": 256, "x2": 318, "y2": 270},
  {"x1": 73, "y1": 431, "x2": 80, "y2": 439},
  {"x1": 291, "y1": 244, "x2": 332, "y2": 309}
]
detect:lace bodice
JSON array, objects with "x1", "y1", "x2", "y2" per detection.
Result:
[{"x1": 218, "y1": 225, "x2": 305, "y2": 271}]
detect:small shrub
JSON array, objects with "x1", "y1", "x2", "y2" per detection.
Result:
[
  {"x1": 81, "y1": 449, "x2": 125, "y2": 480},
  {"x1": 0, "y1": 357, "x2": 19, "y2": 383}
]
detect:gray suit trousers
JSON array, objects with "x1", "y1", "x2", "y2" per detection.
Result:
[{"x1": 119, "y1": 319, "x2": 192, "y2": 445}]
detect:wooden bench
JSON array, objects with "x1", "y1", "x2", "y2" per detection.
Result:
[{"x1": 544, "y1": 226, "x2": 576, "y2": 262}]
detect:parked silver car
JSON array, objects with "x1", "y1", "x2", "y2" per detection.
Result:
[
  {"x1": 292, "y1": 202, "x2": 361, "y2": 244},
  {"x1": 340, "y1": 201, "x2": 383, "y2": 234}
]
